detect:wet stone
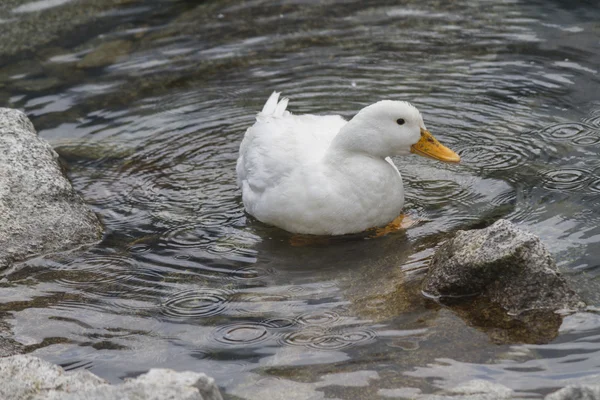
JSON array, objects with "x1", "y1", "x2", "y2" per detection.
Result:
[
  {"x1": 0, "y1": 355, "x2": 223, "y2": 400},
  {"x1": 0, "y1": 108, "x2": 103, "y2": 272},
  {"x1": 422, "y1": 219, "x2": 584, "y2": 315}
]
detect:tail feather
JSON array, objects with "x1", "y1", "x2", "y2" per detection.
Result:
[
  {"x1": 274, "y1": 97, "x2": 288, "y2": 116},
  {"x1": 261, "y1": 91, "x2": 280, "y2": 114},
  {"x1": 259, "y1": 91, "x2": 289, "y2": 118}
]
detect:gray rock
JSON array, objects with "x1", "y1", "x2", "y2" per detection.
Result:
[
  {"x1": 0, "y1": 355, "x2": 106, "y2": 400},
  {"x1": 422, "y1": 219, "x2": 583, "y2": 314},
  {"x1": 0, "y1": 108, "x2": 103, "y2": 272},
  {"x1": 0, "y1": 355, "x2": 223, "y2": 400},
  {"x1": 545, "y1": 385, "x2": 600, "y2": 400}
]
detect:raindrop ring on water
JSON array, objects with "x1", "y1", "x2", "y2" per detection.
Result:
[
  {"x1": 541, "y1": 123, "x2": 590, "y2": 140},
  {"x1": 308, "y1": 329, "x2": 377, "y2": 351},
  {"x1": 456, "y1": 144, "x2": 525, "y2": 171},
  {"x1": 160, "y1": 288, "x2": 234, "y2": 318},
  {"x1": 541, "y1": 168, "x2": 591, "y2": 192},
  {"x1": 161, "y1": 224, "x2": 213, "y2": 249},
  {"x1": 212, "y1": 323, "x2": 271, "y2": 346},
  {"x1": 57, "y1": 255, "x2": 136, "y2": 287},
  {"x1": 571, "y1": 134, "x2": 600, "y2": 146},
  {"x1": 262, "y1": 317, "x2": 295, "y2": 329},
  {"x1": 588, "y1": 178, "x2": 600, "y2": 194},
  {"x1": 281, "y1": 328, "x2": 376, "y2": 351},
  {"x1": 296, "y1": 311, "x2": 340, "y2": 326}
]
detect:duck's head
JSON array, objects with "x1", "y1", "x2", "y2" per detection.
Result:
[{"x1": 334, "y1": 100, "x2": 460, "y2": 163}]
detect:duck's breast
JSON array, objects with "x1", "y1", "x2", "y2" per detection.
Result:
[{"x1": 248, "y1": 154, "x2": 404, "y2": 235}]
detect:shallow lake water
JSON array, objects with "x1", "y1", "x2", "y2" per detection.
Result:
[{"x1": 1, "y1": 0, "x2": 600, "y2": 398}]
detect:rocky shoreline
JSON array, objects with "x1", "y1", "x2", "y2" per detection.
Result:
[
  {"x1": 0, "y1": 354, "x2": 598, "y2": 399},
  {"x1": 0, "y1": 355, "x2": 223, "y2": 400}
]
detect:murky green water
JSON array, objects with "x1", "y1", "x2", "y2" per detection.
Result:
[{"x1": 1, "y1": 0, "x2": 600, "y2": 398}]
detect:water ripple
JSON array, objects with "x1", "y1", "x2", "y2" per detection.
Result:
[
  {"x1": 263, "y1": 317, "x2": 295, "y2": 329},
  {"x1": 281, "y1": 328, "x2": 377, "y2": 351},
  {"x1": 541, "y1": 123, "x2": 592, "y2": 141},
  {"x1": 55, "y1": 255, "x2": 135, "y2": 287},
  {"x1": 541, "y1": 168, "x2": 591, "y2": 192},
  {"x1": 540, "y1": 122, "x2": 600, "y2": 147},
  {"x1": 589, "y1": 179, "x2": 600, "y2": 194},
  {"x1": 457, "y1": 144, "x2": 525, "y2": 170},
  {"x1": 160, "y1": 224, "x2": 214, "y2": 248},
  {"x1": 160, "y1": 288, "x2": 235, "y2": 318},
  {"x1": 212, "y1": 323, "x2": 271, "y2": 346},
  {"x1": 296, "y1": 311, "x2": 340, "y2": 326},
  {"x1": 411, "y1": 180, "x2": 472, "y2": 205}
]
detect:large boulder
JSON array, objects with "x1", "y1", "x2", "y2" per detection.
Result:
[
  {"x1": 422, "y1": 219, "x2": 583, "y2": 314},
  {"x1": 0, "y1": 108, "x2": 102, "y2": 271},
  {"x1": 0, "y1": 355, "x2": 223, "y2": 400}
]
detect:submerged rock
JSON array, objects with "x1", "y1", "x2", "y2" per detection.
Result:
[
  {"x1": 77, "y1": 40, "x2": 132, "y2": 69},
  {"x1": 447, "y1": 298, "x2": 564, "y2": 344},
  {"x1": 422, "y1": 379, "x2": 513, "y2": 399},
  {"x1": 423, "y1": 219, "x2": 583, "y2": 315},
  {"x1": 0, "y1": 108, "x2": 103, "y2": 271},
  {"x1": 0, "y1": 355, "x2": 223, "y2": 400}
]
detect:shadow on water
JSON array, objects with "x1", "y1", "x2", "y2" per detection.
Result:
[{"x1": 1, "y1": 0, "x2": 600, "y2": 398}]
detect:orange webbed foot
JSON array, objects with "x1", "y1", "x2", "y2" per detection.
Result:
[{"x1": 370, "y1": 214, "x2": 419, "y2": 238}]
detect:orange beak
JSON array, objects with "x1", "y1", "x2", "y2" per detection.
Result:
[{"x1": 410, "y1": 128, "x2": 460, "y2": 163}]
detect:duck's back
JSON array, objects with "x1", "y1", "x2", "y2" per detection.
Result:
[{"x1": 236, "y1": 93, "x2": 346, "y2": 213}]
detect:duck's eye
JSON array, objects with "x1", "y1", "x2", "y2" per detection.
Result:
[{"x1": 396, "y1": 118, "x2": 405, "y2": 125}]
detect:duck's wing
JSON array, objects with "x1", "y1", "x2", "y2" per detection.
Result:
[{"x1": 236, "y1": 92, "x2": 346, "y2": 197}]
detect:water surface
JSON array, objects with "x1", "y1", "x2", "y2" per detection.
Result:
[{"x1": 1, "y1": 0, "x2": 600, "y2": 398}]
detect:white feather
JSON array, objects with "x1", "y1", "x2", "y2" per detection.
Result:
[
  {"x1": 261, "y1": 91, "x2": 280, "y2": 115},
  {"x1": 274, "y1": 97, "x2": 288, "y2": 117}
]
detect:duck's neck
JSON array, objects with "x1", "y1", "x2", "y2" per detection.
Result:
[{"x1": 326, "y1": 119, "x2": 388, "y2": 162}]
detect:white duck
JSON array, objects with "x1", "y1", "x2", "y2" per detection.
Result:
[{"x1": 236, "y1": 92, "x2": 460, "y2": 235}]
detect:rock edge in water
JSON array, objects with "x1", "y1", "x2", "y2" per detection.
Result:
[
  {"x1": 0, "y1": 108, "x2": 103, "y2": 271},
  {"x1": 416, "y1": 378, "x2": 600, "y2": 399},
  {"x1": 422, "y1": 219, "x2": 584, "y2": 314},
  {"x1": 0, "y1": 355, "x2": 223, "y2": 400}
]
